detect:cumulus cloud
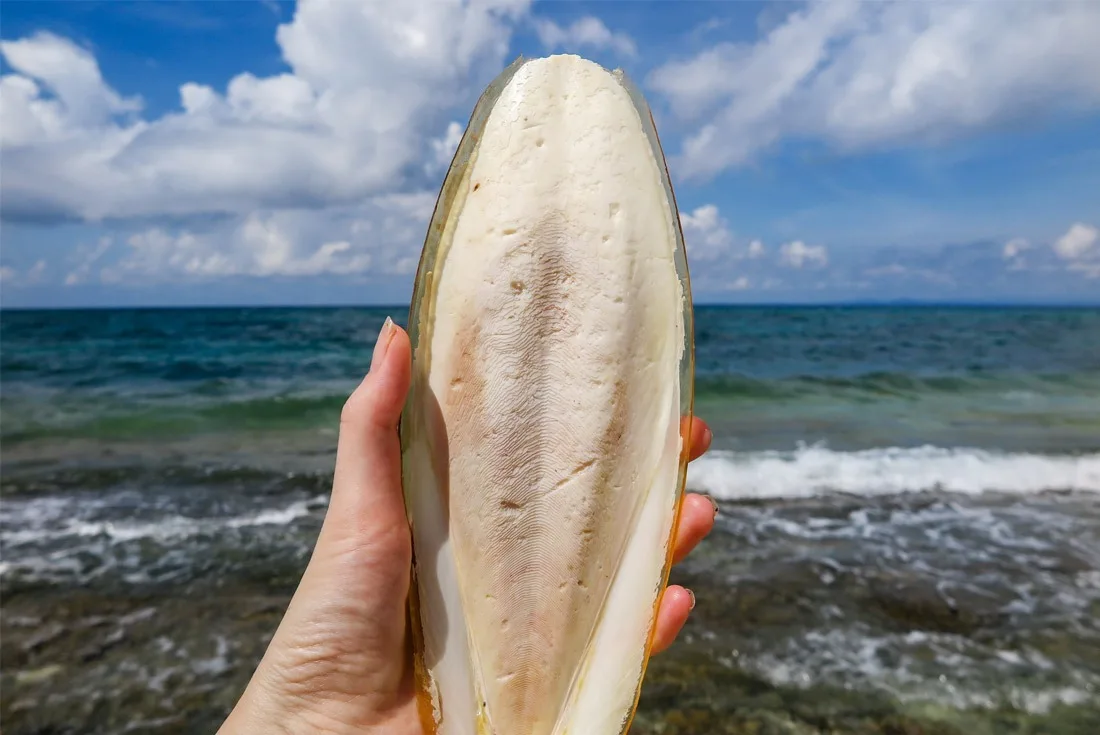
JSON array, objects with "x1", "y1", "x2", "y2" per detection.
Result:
[
  {"x1": 679, "y1": 204, "x2": 733, "y2": 261},
  {"x1": 780, "y1": 240, "x2": 828, "y2": 269},
  {"x1": 679, "y1": 203, "x2": 768, "y2": 265},
  {"x1": 0, "y1": 0, "x2": 531, "y2": 223},
  {"x1": 534, "y1": 16, "x2": 636, "y2": 57},
  {"x1": 428, "y1": 121, "x2": 465, "y2": 173},
  {"x1": 1054, "y1": 222, "x2": 1099, "y2": 261},
  {"x1": 676, "y1": 204, "x2": 837, "y2": 288},
  {"x1": 998, "y1": 224, "x2": 1100, "y2": 279},
  {"x1": 649, "y1": 0, "x2": 1100, "y2": 178},
  {"x1": 3, "y1": 1, "x2": 1097, "y2": 303},
  {"x1": 677, "y1": 204, "x2": 782, "y2": 291},
  {"x1": 108, "y1": 223, "x2": 369, "y2": 281},
  {"x1": 858, "y1": 224, "x2": 1100, "y2": 292},
  {"x1": 67, "y1": 192, "x2": 436, "y2": 285},
  {"x1": 0, "y1": 32, "x2": 142, "y2": 145}
]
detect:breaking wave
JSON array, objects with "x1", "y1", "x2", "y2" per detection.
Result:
[{"x1": 688, "y1": 445, "x2": 1100, "y2": 500}]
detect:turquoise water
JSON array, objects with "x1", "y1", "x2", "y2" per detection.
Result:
[
  {"x1": 3, "y1": 306, "x2": 1098, "y2": 451},
  {"x1": 2, "y1": 306, "x2": 1099, "y2": 732}
]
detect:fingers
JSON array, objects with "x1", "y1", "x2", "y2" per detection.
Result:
[
  {"x1": 650, "y1": 585, "x2": 695, "y2": 654},
  {"x1": 654, "y1": 441, "x2": 719, "y2": 655},
  {"x1": 675, "y1": 417, "x2": 716, "y2": 562},
  {"x1": 686, "y1": 416, "x2": 712, "y2": 462},
  {"x1": 671, "y1": 493, "x2": 717, "y2": 565}
]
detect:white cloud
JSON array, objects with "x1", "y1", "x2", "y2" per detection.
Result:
[
  {"x1": 98, "y1": 221, "x2": 371, "y2": 282},
  {"x1": 88, "y1": 192, "x2": 435, "y2": 284},
  {"x1": 65, "y1": 236, "x2": 113, "y2": 285},
  {"x1": 0, "y1": 32, "x2": 142, "y2": 146},
  {"x1": 649, "y1": 0, "x2": 1100, "y2": 178},
  {"x1": 1053, "y1": 222, "x2": 1099, "y2": 260},
  {"x1": 428, "y1": 120, "x2": 465, "y2": 172},
  {"x1": 1003, "y1": 237, "x2": 1030, "y2": 259},
  {"x1": 780, "y1": 240, "x2": 828, "y2": 269},
  {"x1": 0, "y1": 0, "x2": 531, "y2": 222},
  {"x1": 1068, "y1": 262, "x2": 1100, "y2": 279},
  {"x1": 3, "y1": 259, "x2": 51, "y2": 286},
  {"x1": 679, "y1": 204, "x2": 769, "y2": 266},
  {"x1": 997, "y1": 224, "x2": 1100, "y2": 278},
  {"x1": 679, "y1": 204, "x2": 733, "y2": 261},
  {"x1": 534, "y1": 16, "x2": 636, "y2": 57},
  {"x1": 3, "y1": 1, "x2": 1097, "y2": 304}
]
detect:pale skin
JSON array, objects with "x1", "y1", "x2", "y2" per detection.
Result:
[{"x1": 220, "y1": 319, "x2": 717, "y2": 734}]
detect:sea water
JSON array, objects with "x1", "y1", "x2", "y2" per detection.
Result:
[{"x1": 2, "y1": 306, "x2": 1098, "y2": 732}]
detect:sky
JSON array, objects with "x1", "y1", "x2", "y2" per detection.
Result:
[{"x1": 1, "y1": 0, "x2": 1099, "y2": 308}]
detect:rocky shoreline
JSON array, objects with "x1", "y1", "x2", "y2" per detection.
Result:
[{"x1": 4, "y1": 564, "x2": 1097, "y2": 735}]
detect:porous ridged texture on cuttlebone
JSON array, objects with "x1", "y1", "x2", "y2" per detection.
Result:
[{"x1": 401, "y1": 54, "x2": 693, "y2": 735}]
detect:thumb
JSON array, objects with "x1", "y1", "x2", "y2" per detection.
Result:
[
  {"x1": 224, "y1": 318, "x2": 417, "y2": 732},
  {"x1": 322, "y1": 316, "x2": 413, "y2": 557}
]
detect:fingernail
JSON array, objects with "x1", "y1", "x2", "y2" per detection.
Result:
[
  {"x1": 687, "y1": 589, "x2": 696, "y2": 610},
  {"x1": 371, "y1": 317, "x2": 396, "y2": 372},
  {"x1": 706, "y1": 494, "x2": 719, "y2": 517}
]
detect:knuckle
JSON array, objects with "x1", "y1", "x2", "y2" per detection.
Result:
[{"x1": 340, "y1": 384, "x2": 372, "y2": 427}]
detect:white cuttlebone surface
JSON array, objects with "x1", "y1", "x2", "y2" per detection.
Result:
[{"x1": 404, "y1": 54, "x2": 685, "y2": 735}]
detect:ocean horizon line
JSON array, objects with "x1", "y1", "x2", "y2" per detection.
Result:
[{"x1": 3, "y1": 299, "x2": 1100, "y2": 313}]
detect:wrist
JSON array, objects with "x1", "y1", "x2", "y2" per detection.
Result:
[
  {"x1": 219, "y1": 674, "x2": 298, "y2": 735},
  {"x1": 219, "y1": 665, "x2": 413, "y2": 735}
]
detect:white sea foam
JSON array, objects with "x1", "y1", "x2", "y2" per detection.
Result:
[
  {"x1": 688, "y1": 445, "x2": 1100, "y2": 500},
  {"x1": 0, "y1": 494, "x2": 326, "y2": 552},
  {"x1": 739, "y1": 624, "x2": 1100, "y2": 712},
  {"x1": 740, "y1": 625, "x2": 1100, "y2": 714}
]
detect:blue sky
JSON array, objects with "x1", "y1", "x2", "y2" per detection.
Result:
[{"x1": 2, "y1": 0, "x2": 1098, "y2": 308}]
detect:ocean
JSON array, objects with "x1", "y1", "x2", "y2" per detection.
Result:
[{"x1": 2, "y1": 305, "x2": 1098, "y2": 733}]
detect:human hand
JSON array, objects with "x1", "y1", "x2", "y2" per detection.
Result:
[{"x1": 219, "y1": 318, "x2": 717, "y2": 734}]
